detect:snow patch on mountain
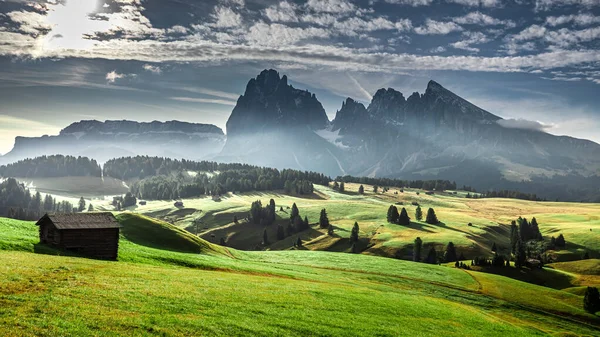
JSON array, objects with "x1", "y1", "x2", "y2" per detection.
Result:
[{"x1": 314, "y1": 128, "x2": 349, "y2": 149}]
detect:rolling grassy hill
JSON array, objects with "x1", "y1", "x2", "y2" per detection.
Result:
[
  {"x1": 0, "y1": 215, "x2": 598, "y2": 336},
  {"x1": 90, "y1": 183, "x2": 600, "y2": 262}
]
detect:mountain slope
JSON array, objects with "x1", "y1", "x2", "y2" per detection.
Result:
[{"x1": 1, "y1": 120, "x2": 226, "y2": 164}]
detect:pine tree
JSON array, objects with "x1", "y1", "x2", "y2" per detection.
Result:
[
  {"x1": 233, "y1": 215, "x2": 238, "y2": 224},
  {"x1": 87, "y1": 204, "x2": 94, "y2": 212},
  {"x1": 491, "y1": 242, "x2": 497, "y2": 253},
  {"x1": 327, "y1": 224, "x2": 334, "y2": 236},
  {"x1": 277, "y1": 225, "x2": 285, "y2": 240},
  {"x1": 290, "y1": 203, "x2": 299, "y2": 221},
  {"x1": 425, "y1": 246, "x2": 437, "y2": 264},
  {"x1": 358, "y1": 185, "x2": 364, "y2": 194},
  {"x1": 583, "y1": 287, "x2": 600, "y2": 314},
  {"x1": 530, "y1": 217, "x2": 543, "y2": 240},
  {"x1": 414, "y1": 237, "x2": 423, "y2": 262},
  {"x1": 425, "y1": 208, "x2": 439, "y2": 224},
  {"x1": 78, "y1": 197, "x2": 86, "y2": 212},
  {"x1": 515, "y1": 238, "x2": 527, "y2": 268},
  {"x1": 373, "y1": 185, "x2": 378, "y2": 193},
  {"x1": 319, "y1": 209, "x2": 330, "y2": 229},
  {"x1": 350, "y1": 222, "x2": 359, "y2": 243},
  {"x1": 583, "y1": 251, "x2": 590, "y2": 260},
  {"x1": 220, "y1": 237, "x2": 226, "y2": 246},
  {"x1": 339, "y1": 182, "x2": 345, "y2": 192},
  {"x1": 387, "y1": 205, "x2": 399, "y2": 223},
  {"x1": 296, "y1": 237, "x2": 303, "y2": 247},
  {"x1": 262, "y1": 228, "x2": 269, "y2": 245},
  {"x1": 555, "y1": 234, "x2": 566, "y2": 247},
  {"x1": 333, "y1": 181, "x2": 339, "y2": 190},
  {"x1": 304, "y1": 216, "x2": 310, "y2": 230},
  {"x1": 398, "y1": 207, "x2": 410, "y2": 226},
  {"x1": 415, "y1": 206, "x2": 423, "y2": 221},
  {"x1": 510, "y1": 220, "x2": 519, "y2": 254},
  {"x1": 445, "y1": 242, "x2": 458, "y2": 262}
]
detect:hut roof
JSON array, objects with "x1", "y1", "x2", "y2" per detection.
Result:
[{"x1": 36, "y1": 212, "x2": 121, "y2": 230}]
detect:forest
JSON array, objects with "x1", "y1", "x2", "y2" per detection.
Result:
[
  {"x1": 0, "y1": 178, "x2": 75, "y2": 220},
  {"x1": 0, "y1": 155, "x2": 101, "y2": 178}
]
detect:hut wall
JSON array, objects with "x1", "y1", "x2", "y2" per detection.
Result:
[{"x1": 59, "y1": 228, "x2": 120, "y2": 260}]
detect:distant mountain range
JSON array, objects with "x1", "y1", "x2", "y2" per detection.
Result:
[
  {"x1": 3, "y1": 69, "x2": 600, "y2": 200},
  {"x1": 0, "y1": 120, "x2": 225, "y2": 164}
]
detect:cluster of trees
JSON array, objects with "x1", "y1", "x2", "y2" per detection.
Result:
[
  {"x1": 387, "y1": 205, "x2": 410, "y2": 226},
  {"x1": 479, "y1": 190, "x2": 542, "y2": 201},
  {"x1": 332, "y1": 181, "x2": 345, "y2": 192},
  {"x1": 250, "y1": 199, "x2": 277, "y2": 226},
  {"x1": 104, "y1": 156, "x2": 330, "y2": 185},
  {"x1": 335, "y1": 176, "x2": 457, "y2": 192},
  {"x1": 0, "y1": 178, "x2": 76, "y2": 220},
  {"x1": 130, "y1": 172, "x2": 316, "y2": 201},
  {"x1": 0, "y1": 155, "x2": 101, "y2": 178}
]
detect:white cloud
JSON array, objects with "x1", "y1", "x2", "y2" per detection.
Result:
[
  {"x1": 169, "y1": 96, "x2": 237, "y2": 106},
  {"x1": 264, "y1": 1, "x2": 299, "y2": 23},
  {"x1": 306, "y1": 0, "x2": 356, "y2": 13},
  {"x1": 450, "y1": 31, "x2": 490, "y2": 52},
  {"x1": 496, "y1": 118, "x2": 554, "y2": 131},
  {"x1": 6, "y1": 10, "x2": 52, "y2": 34},
  {"x1": 545, "y1": 14, "x2": 600, "y2": 27},
  {"x1": 447, "y1": 0, "x2": 501, "y2": 7},
  {"x1": 535, "y1": 0, "x2": 600, "y2": 11},
  {"x1": 415, "y1": 19, "x2": 463, "y2": 35},
  {"x1": 383, "y1": 0, "x2": 434, "y2": 6},
  {"x1": 211, "y1": 6, "x2": 242, "y2": 28},
  {"x1": 142, "y1": 64, "x2": 162, "y2": 74},
  {"x1": 453, "y1": 11, "x2": 515, "y2": 28},
  {"x1": 246, "y1": 22, "x2": 330, "y2": 46},
  {"x1": 512, "y1": 25, "x2": 547, "y2": 41},
  {"x1": 106, "y1": 70, "x2": 127, "y2": 83},
  {"x1": 430, "y1": 46, "x2": 447, "y2": 53}
]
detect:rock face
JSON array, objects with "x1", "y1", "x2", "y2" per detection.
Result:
[
  {"x1": 218, "y1": 70, "x2": 344, "y2": 174},
  {"x1": 226, "y1": 69, "x2": 329, "y2": 136},
  {"x1": 1, "y1": 120, "x2": 225, "y2": 164}
]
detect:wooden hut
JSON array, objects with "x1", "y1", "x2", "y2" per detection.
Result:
[{"x1": 35, "y1": 213, "x2": 121, "y2": 260}]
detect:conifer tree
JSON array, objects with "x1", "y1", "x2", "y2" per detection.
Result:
[
  {"x1": 358, "y1": 185, "x2": 364, "y2": 194},
  {"x1": 327, "y1": 224, "x2": 334, "y2": 236},
  {"x1": 583, "y1": 251, "x2": 590, "y2": 260},
  {"x1": 319, "y1": 208, "x2": 330, "y2": 229},
  {"x1": 296, "y1": 236, "x2": 303, "y2": 247},
  {"x1": 350, "y1": 222, "x2": 359, "y2": 243},
  {"x1": 445, "y1": 242, "x2": 458, "y2": 262},
  {"x1": 262, "y1": 228, "x2": 269, "y2": 245},
  {"x1": 290, "y1": 203, "x2": 299, "y2": 221},
  {"x1": 387, "y1": 205, "x2": 399, "y2": 223},
  {"x1": 515, "y1": 238, "x2": 527, "y2": 268},
  {"x1": 398, "y1": 207, "x2": 410, "y2": 226},
  {"x1": 304, "y1": 216, "x2": 310, "y2": 230},
  {"x1": 530, "y1": 217, "x2": 543, "y2": 241},
  {"x1": 333, "y1": 181, "x2": 339, "y2": 190},
  {"x1": 339, "y1": 182, "x2": 345, "y2": 192},
  {"x1": 555, "y1": 233, "x2": 566, "y2": 247},
  {"x1": 373, "y1": 185, "x2": 378, "y2": 193},
  {"x1": 583, "y1": 287, "x2": 600, "y2": 314},
  {"x1": 491, "y1": 242, "x2": 497, "y2": 253},
  {"x1": 220, "y1": 237, "x2": 226, "y2": 246},
  {"x1": 414, "y1": 237, "x2": 423, "y2": 262},
  {"x1": 426, "y1": 246, "x2": 437, "y2": 264},
  {"x1": 425, "y1": 208, "x2": 439, "y2": 224},
  {"x1": 277, "y1": 225, "x2": 285, "y2": 240},
  {"x1": 415, "y1": 206, "x2": 423, "y2": 221},
  {"x1": 88, "y1": 204, "x2": 94, "y2": 212},
  {"x1": 510, "y1": 220, "x2": 519, "y2": 254},
  {"x1": 78, "y1": 197, "x2": 86, "y2": 212}
]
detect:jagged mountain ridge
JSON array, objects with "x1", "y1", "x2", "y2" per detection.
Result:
[
  {"x1": 1, "y1": 120, "x2": 225, "y2": 164},
  {"x1": 222, "y1": 70, "x2": 600, "y2": 185}
]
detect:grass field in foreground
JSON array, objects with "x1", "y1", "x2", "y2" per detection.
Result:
[
  {"x1": 0, "y1": 216, "x2": 598, "y2": 336},
  {"x1": 90, "y1": 182, "x2": 600, "y2": 261}
]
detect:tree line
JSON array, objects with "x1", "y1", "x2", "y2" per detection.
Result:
[
  {"x1": 0, "y1": 155, "x2": 101, "y2": 178},
  {"x1": 335, "y1": 175, "x2": 457, "y2": 191},
  {"x1": 0, "y1": 178, "x2": 76, "y2": 220}
]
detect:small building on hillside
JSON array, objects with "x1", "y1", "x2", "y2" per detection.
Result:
[
  {"x1": 36, "y1": 213, "x2": 121, "y2": 260},
  {"x1": 139, "y1": 201, "x2": 147, "y2": 206},
  {"x1": 174, "y1": 201, "x2": 184, "y2": 207}
]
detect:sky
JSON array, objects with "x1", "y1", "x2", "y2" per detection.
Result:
[{"x1": 0, "y1": 0, "x2": 600, "y2": 155}]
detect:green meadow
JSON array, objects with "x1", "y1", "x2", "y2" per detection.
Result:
[{"x1": 0, "y1": 215, "x2": 599, "y2": 336}]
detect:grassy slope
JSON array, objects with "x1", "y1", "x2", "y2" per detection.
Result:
[
  {"x1": 100, "y1": 183, "x2": 600, "y2": 261},
  {"x1": 0, "y1": 216, "x2": 599, "y2": 336}
]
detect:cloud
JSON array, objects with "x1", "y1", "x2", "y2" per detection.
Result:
[
  {"x1": 306, "y1": 0, "x2": 356, "y2": 13},
  {"x1": 447, "y1": 0, "x2": 501, "y2": 7},
  {"x1": 264, "y1": 1, "x2": 299, "y2": 23},
  {"x1": 452, "y1": 11, "x2": 515, "y2": 28},
  {"x1": 415, "y1": 19, "x2": 463, "y2": 35},
  {"x1": 169, "y1": 96, "x2": 237, "y2": 106},
  {"x1": 105, "y1": 70, "x2": 129, "y2": 83},
  {"x1": 545, "y1": 14, "x2": 600, "y2": 27},
  {"x1": 496, "y1": 118, "x2": 554, "y2": 131},
  {"x1": 142, "y1": 64, "x2": 162, "y2": 74},
  {"x1": 211, "y1": 6, "x2": 242, "y2": 28},
  {"x1": 450, "y1": 31, "x2": 490, "y2": 52},
  {"x1": 176, "y1": 87, "x2": 240, "y2": 100},
  {"x1": 534, "y1": 0, "x2": 600, "y2": 11},
  {"x1": 6, "y1": 10, "x2": 52, "y2": 34},
  {"x1": 383, "y1": 0, "x2": 434, "y2": 6}
]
